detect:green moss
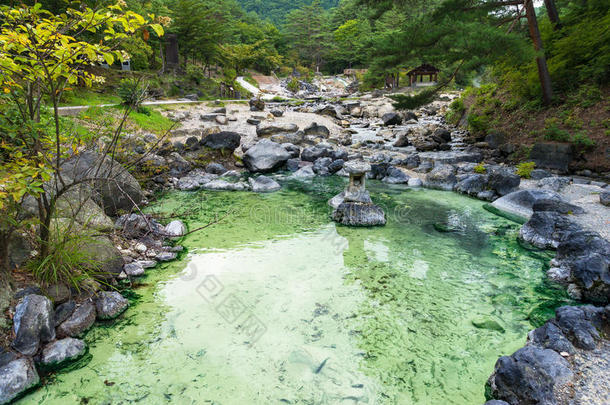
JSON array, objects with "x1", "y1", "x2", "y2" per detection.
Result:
[{"x1": 516, "y1": 161, "x2": 536, "y2": 179}]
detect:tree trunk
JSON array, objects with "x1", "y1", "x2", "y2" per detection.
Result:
[
  {"x1": 0, "y1": 231, "x2": 11, "y2": 281},
  {"x1": 525, "y1": 0, "x2": 553, "y2": 105},
  {"x1": 543, "y1": 0, "x2": 561, "y2": 30}
]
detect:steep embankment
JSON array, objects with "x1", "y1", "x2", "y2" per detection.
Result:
[{"x1": 451, "y1": 85, "x2": 609, "y2": 174}]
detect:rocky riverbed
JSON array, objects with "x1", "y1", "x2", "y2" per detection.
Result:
[{"x1": 2, "y1": 88, "x2": 608, "y2": 404}]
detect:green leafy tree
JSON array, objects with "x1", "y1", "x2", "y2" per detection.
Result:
[
  {"x1": 333, "y1": 19, "x2": 371, "y2": 68},
  {"x1": 0, "y1": 1, "x2": 160, "y2": 279}
]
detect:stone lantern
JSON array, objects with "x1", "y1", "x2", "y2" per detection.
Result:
[{"x1": 330, "y1": 161, "x2": 386, "y2": 226}]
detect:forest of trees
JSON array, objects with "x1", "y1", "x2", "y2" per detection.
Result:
[{"x1": 1, "y1": 0, "x2": 607, "y2": 104}]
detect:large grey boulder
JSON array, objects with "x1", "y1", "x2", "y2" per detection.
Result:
[
  {"x1": 201, "y1": 131, "x2": 241, "y2": 151},
  {"x1": 519, "y1": 211, "x2": 582, "y2": 249},
  {"x1": 312, "y1": 157, "x2": 333, "y2": 176},
  {"x1": 455, "y1": 174, "x2": 489, "y2": 196},
  {"x1": 532, "y1": 198, "x2": 584, "y2": 215},
  {"x1": 256, "y1": 123, "x2": 298, "y2": 137},
  {"x1": 382, "y1": 167, "x2": 410, "y2": 184},
  {"x1": 60, "y1": 151, "x2": 143, "y2": 216},
  {"x1": 530, "y1": 143, "x2": 573, "y2": 173},
  {"x1": 554, "y1": 305, "x2": 605, "y2": 350},
  {"x1": 485, "y1": 132, "x2": 506, "y2": 149},
  {"x1": 95, "y1": 291, "x2": 128, "y2": 320},
  {"x1": 54, "y1": 301, "x2": 76, "y2": 327},
  {"x1": 491, "y1": 189, "x2": 562, "y2": 220},
  {"x1": 56, "y1": 301, "x2": 96, "y2": 338},
  {"x1": 12, "y1": 295, "x2": 55, "y2": 356},
  {"x1": 487, "y1": 346, "x2": 573, "y2": 405},
  {"x1": 82, "y1": 236, "x2": 125, "y2": 280},
  {"x1": 0, "y1": 358, "x2": 39, "y2": 404},
  {"x1": 488, "y1": 167, "x2": 520, "y2": 196},
  {"x1": 555, "y1": 231, "x2": 610, "y2": 304},
  {"x1": 381, "y1": 112, "x2": 402, "y2": 126},
  {"x1": 248, "y1": 176, "x2": 281, "y2": 193},
  {"x1": 39, "y1": 338, "x2": 86, "y2": 367},
  {"x1": 424, "y1": 165, "x2": 457, "y2": 191},
  {"x1": 291, "y1": 166, "x2": 316, "y2": 179},
  {"x1": 243, "y1": 139, "x2": 291, "y2": 173},
  {"x1": 301, "y1": 144, "x2": 333, "y2": 162}
]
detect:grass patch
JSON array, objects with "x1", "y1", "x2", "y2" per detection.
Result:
[
  {"x1": 127, "y1": 107, "x2": 174, "y2": 134},
  {"x1": 60, "y1": 89, "x2": 121, "y2": 107}
]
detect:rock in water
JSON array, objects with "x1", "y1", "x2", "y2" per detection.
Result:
[
  {"x1": 243, "y1": 139, "x2": 291, "y2": 173},
  {"x1": 248, "y1": 176, "x2": 281, "y2": 193},
  {"x1": 472, "y1": 318, "x2": 506, "y2": 333},
  {"x1": 40, "y1": 338, "x2": 86, "y2": 367},
  {"x1": 12, "y1": 295, "x2": 55, "y2": 356},
  {"x1": 95, "y1": 291, "x2": 129, "y2": 320},
  {"x1": 0, "y1": 358, "x2": 39, "y2": 404},
  {"x1": 332, "y1": 202, "x2": 386, "y2": 226},
  {"x1": 291, "y1": 166, "x2": 316, "y2": 179}
]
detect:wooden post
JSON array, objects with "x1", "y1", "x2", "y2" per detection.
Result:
[{"x1": 525, "y1": 0, "x2": 553, "y2": 105}]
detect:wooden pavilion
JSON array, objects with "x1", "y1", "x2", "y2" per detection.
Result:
[{"x1": 407, "y1": 64, "x2": 439, "y2": 85}]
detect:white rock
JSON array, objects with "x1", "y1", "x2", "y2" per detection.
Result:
[
  {"x1": 408, "y1": 178, "x2": 423, "y2": 187},
  {"x1": 164, "y1": 220, "x2": 187, "y2": 238}
]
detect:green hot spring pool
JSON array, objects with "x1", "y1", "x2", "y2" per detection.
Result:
[{"x1": 19, "y1": 177, "x2": 571, "y2": 405}]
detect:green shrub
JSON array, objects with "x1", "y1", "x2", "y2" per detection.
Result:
[
  {"x1": 542, "y1": 119, "x2": 571, "y2": 142},
  {"x1": 117, "y1": 77, "x2": 147, "y2": 107},
  {"x1": 467, "y1": 113, "x2": 490, "y2": 134},
  {"x1": 287, "y1": 77, "x2": 300, "y2": 93},
  {"x1": 28, "y1": 231, "x2": 110, "y2": 291},
  {"x1": 474, "y1": 163, "x2": 486, "y2": 174},
  {"x1": 446, "y1": 97, "x2": 466, "y2": 125},
  {"x1": 186, "y1": 64, "x2": 206, "y2": 85},
  {"x1": 570, "y1": 131, "x2": 596, "y2": 147},
  {"x1": 516, "y1": 162, "x2": 536, "y2": 178},
  {"x1": 567, "y1": 84, "x2": 603, "y2": 108},
  {"x1": 120, "y1": 37, "x2": 153, "y2": 71}
]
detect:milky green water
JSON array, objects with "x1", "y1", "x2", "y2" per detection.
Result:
[{"x1": 19, "y1": 177, "x2": 571, "y2": 405}]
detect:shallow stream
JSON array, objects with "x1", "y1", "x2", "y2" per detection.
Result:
[{"x1": 20, "y1": 177, "x2": 571, "y2": 404}]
